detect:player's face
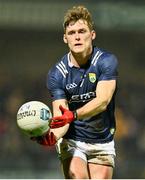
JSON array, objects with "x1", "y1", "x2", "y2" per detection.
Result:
[{"x1": 63, "y1": 19, "x2": 96, "y2": 55}]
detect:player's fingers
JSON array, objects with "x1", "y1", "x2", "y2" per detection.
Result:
[
  {"x1": 51, "y1": 120, "x2": 63, "y2": 125},
  {"x1": 59, "y1": 105, "x2": 67, "y2": 112},
  {"x1": 52, "y1": 116, "x2": 64, "y2": 121},
  {"x1": 50, "y1": 121, "x2": 64, "y2": 128},
  {"x1": 50, "y1": 125, "x2": 62, "y2": 128},
  {"x1": 50, "y1": 123, "x2": 59, "y2": 128}
]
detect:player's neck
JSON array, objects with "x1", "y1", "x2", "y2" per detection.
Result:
[{"x1": 70, "y1": 47, "x2": 92, "y2": 67}]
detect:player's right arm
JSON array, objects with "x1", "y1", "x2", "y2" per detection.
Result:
[
  {"x1": 31, "y1": 62, "x2": 70, "y2": 146},
  {"x1": 50, "y1": 99, "x2": 70, "y2": 140},
  {"x1": 31, "y1": 99, "x2": 70, "y2": 146},
  {"x1": 47, "y1": 64, "x2": 70, "y2": 142}
]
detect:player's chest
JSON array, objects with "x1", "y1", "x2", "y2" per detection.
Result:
[{"x1": 64, "y1": 67, "x2": 98, "y2": 94}]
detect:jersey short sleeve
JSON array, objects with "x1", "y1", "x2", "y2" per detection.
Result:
[
  {"x1": 98, "y1": 53, "x2": 118, "y2": 81},
  {"x1": 47, "y1": 67, "x2": 66, "y2": 100}
]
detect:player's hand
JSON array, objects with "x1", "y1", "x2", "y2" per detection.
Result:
[
  {"x1": 50, "y1": 105, "x2": 77, "y2": 128},
  {"x1": 30, "y1": 131, "x2": 56, "y2": 146}
]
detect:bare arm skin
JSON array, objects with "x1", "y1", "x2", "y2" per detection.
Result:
[
  {"x1": 50, "y1": 99, "x2": 70, "y2": 140},
  {"x1": 76, "y1": 80, "x2": 116, "y2": 119}
]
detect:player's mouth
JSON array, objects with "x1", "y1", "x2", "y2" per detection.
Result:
[{"x1": 74, "y1": 43, "x2": 83, "y2": 46}]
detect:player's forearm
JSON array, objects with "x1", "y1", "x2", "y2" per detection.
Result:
[
  {"x1": 76, "y1": 97, "x2": 109, "y2": 119},
  {"x1": 76, "y1": 80, "x2": 116, "y2": 120},
  {"x1": 50, "y1": 124, "x2": 69, "y2": 140}
]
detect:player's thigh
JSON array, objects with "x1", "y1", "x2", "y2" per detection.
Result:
[
  {"x1": 61, "y1": 156, "x2": 89, "y2": 179},
  {"x1": 88, "y1": 163, "x2": 113, "y2": 179}
]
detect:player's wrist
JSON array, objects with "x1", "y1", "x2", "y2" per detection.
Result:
[{"x1": 73, "y1": 110, "x2": 78, "y2": 120}]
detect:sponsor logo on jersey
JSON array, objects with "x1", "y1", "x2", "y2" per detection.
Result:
[
  {"x1": 66, "y1": 83, "x2": 77, "y2": 90},
  {"x1": 88, "y1": 73, "x2": 96, "y2": 83},
  {"x1": 70, "y1": 91, "x2": 96, "y2": 103}
]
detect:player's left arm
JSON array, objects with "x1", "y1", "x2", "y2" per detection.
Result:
[
  {"x1": 77, "y1": 53, "x2": 118, "y2": 119},
  {"x1": 76, "y1": 79, "x2": 116, "y2": 119}
]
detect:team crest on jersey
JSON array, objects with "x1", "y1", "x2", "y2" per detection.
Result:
[{"x1": 88, "y1": 73, "x2": 96, "y2": 83}]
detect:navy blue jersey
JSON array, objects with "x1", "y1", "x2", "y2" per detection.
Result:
[{"x1": 47, "y1": 47, "x2": 118, "y2": 143}]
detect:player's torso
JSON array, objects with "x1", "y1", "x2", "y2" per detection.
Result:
[
  {"x1": 62, "y1": 60, "x2": 98, "y2": 110},
  {"x1": 52, "y1": 47, "x2": 116, "y2": 143}
]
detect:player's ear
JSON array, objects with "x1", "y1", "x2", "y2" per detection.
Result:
[
  {"x1": 63, "y1": 34, "x2": 68, "y2": 44},
  {"x1": 91, "y1": 30, "x2": 96, "y2": 40}
]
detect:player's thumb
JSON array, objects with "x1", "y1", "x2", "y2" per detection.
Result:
[
  {"x1": 59, "y1": 105, "x2": 67, "y2": 113},
  {"x1": 52, "y1": 116, "x2": 62, "y2": 121}
]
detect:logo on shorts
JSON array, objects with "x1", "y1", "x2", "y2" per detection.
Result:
[{"x1": 88, "y1": 73, "x2": 96, "y2": 83}]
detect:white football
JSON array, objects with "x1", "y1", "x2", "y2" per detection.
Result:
[{"x1": 17, "y1": 101, "x2": 52, "y2": 137}]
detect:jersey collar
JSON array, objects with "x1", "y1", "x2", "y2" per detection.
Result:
[
  {"x1": 67, "y1": 52, "x2": 74, "y2": 67},
  {"x1": 67, "y1": 47, "x2": 97, "y2": 68}
]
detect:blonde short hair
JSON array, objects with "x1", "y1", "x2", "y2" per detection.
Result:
[{"x1": 63, "y1": 5, "x2": 94, "y2": 32}]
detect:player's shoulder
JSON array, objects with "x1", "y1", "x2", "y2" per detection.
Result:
[
  {"x1": 92, "y1": 47, "x2": 118, "y2": 66},
  {"x1": 48, "y1": 53, "x2": 69, "y2": 78}
]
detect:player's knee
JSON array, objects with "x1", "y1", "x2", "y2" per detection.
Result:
[
  {"x1": 90, "y1": 166, "x2": 113, "y2": 179},
  {"x1": 68, "y1": 169, "x2": 89, "y2": 179}
]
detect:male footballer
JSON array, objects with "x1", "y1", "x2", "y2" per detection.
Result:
[{"x1": 32, "y1": 5, "x2": 118, "y2": 179}]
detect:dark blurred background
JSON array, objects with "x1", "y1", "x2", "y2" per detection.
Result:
[{"x1": 0, "y1": 0, "x2": 145, "y2": 178}]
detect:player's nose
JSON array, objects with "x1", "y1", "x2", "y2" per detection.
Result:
[{"x1": 75, "y1": 32, "x2": 80, "y2": 40}]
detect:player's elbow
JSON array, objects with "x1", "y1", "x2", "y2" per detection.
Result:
[{"x1": 100, "y1": 100, "x2": 108, "y2": 112}]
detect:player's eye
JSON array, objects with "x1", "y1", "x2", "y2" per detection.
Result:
[
  {"x1": 67, "y1": 31, "x2": 75, "y2": 35},
  {"x1": 79, "y1": 29, "x2": 86, "y2": 33}
]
